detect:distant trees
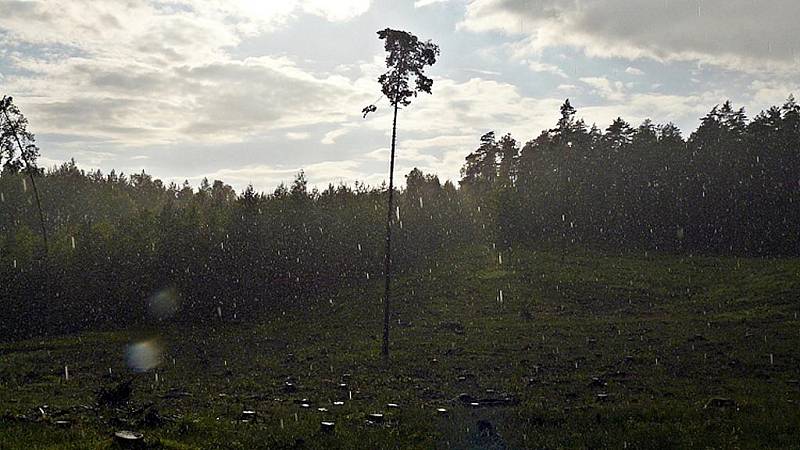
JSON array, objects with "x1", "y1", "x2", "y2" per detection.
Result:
[
  {"x1": 0, "y1": 162, "x2": 477, "y2": 340},
  {"x1": 461, "y1": 131, "x2": 499, "y2": 192},
  {"x1": 1, "y1": 95, "x2": 799, "y2": 342},
  {"x1": 463, "y1": 97, "x2": 800, "y2": 256}
]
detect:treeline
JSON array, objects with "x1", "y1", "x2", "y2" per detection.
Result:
[
  {"x1": 0, "y1": 163, "x2": 479, "y2": 339},
  {"x1": 463, "y1": 97, "x2": 800, "y2": 255},
  {"x1": 1, "y1": 97, "x2": 798, "y2": 338}
]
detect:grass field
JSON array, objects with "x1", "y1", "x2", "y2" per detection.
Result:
[{"x1": 2, "y1": 247, "x2": 800, "y2": 449}]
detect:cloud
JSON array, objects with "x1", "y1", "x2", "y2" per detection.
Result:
[
  {"x1": 415, "y1": 0, "x2": 451, "y2": 7},
  {"x1": 625, "y1": 66, "x2": 644, "y2": 76},
  {"x1": 463, "y1": 68, "x2": 502, "y2": 77},
  {"x1": 0, "y1": 0, "x2": 372, "y2": 45},
  {"x1": 579, "y1": 77, "x2": 626, "y2": 102},
  {"x1": 5, "y1": 55, "x2": 368, "y2": 145},
  {"x1": 360, "y1": 77, "x2": 565, "y2": 140},
  {"x1": 459, "y1": 0, "x2": 800, "y2": 73},
  {"x1": 192, "y1": 159, "x2": 366, "y2": 192},
  {"x1": 526, "y1": 60, "x2": 567, "y2": 78},
  {"x1": 0, "y1": 2, "x2": 374, "y2": 146},
  {"x1": 301, "y1": 0, "x2": 371, "y2": 21},
  {"x1": 321, "y1": 127, "x2": 351, "y2": 145},
  {"x1": 746, "y1": 80, "x2": 800, "y2": 114},
  {"x1": 286, "y1": 131, "x2": 310, "y2": 140}
]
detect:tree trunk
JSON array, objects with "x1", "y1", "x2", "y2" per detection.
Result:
[
  {"x1": 27, "y1": 172, "x2": 48, "y2": 256},
  {"x1": 382, "y1": 101, "x2": 399, "y2": 358},
  {"x1": 1, "y1": 104, "x2": 48, "y2": 255}
]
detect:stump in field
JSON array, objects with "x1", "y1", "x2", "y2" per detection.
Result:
[{"x1": 113, "y1": 430, "x2": 144, "y2": 447}]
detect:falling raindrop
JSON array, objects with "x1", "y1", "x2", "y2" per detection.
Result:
[{"x1": 71, "y1": 236, "x2": 76, "y2": 250}]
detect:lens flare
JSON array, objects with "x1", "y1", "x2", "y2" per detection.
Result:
[
  {"x1": 126, "y1": 339, "x2": 163, "y2": 372},
  {"x1": 148, "y1": 287, "x2": 180, "y2": 320}
]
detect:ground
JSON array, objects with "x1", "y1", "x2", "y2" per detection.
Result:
[{"x1": 1, "y1": 247, "x2": 800, "y2": 449}]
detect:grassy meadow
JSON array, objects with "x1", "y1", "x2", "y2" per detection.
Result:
[{"x1": 2, "y1": 246, "x2": 799, "y2": 449}]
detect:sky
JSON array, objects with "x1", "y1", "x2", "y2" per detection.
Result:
[{"x1": 1, "y1": 0, "x2": 798, "y2": 193}]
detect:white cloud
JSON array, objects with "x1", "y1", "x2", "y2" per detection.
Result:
[
  {"x1": 746, "y1": 80, "x2": 800, "y2": 114},
  {"x1": 5, "y1": 55, "x2": 368, "y2": 145},
  {"x1": 625, "y1": 66, "x2": 644, "y2": 76},
  {"x1": 415, "y1": 0, "x2": 450, "y2": 7},
  {"x1": 459, "y1": 0, "x2": 800, "y2": 73},
  {"x1": 301, "y1": 0, "x2": 371, "y2": 21},
  {"x1": 321, "y1": 127, "x2": 351, "y2": 145},
  {"x1": 286, "y1": 131, "x2": 310, "y2": 140},
  {"x1": 0, "y1": 0, "x2": 372, "y2": 44},
  {"x1": 0, "y1": 1, "x2": 374, "y2": 146},
  {"x1": 526, "y1": 60, "x2": 567, "y2": 78},
  {"x1": 463, "y1": 68, "x2": 502, "y2": 77},
  {"x1": 580, "y1": 77, "x2": 626, "y2": 102},
  {"x1": 360, "y1": 77, "x2": 565, "y2": 140},
  {"x1": 192, "y1": 159, "x2": 366, "y2": 192}
]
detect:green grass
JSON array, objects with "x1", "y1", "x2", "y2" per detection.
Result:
[{"x1": 2, "y1": 246, "x2": 800, "y2": 449}]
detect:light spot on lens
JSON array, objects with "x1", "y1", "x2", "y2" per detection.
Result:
[
  {"x1": 148, "y1": 287, "x2": 180, "y2": 320},
  {"x1": 126, "y1": 339, "x2": 163, "y2": 372}
]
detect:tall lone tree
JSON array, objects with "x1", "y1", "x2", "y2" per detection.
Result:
[
  {"x1": 364, "y1": 29, "x2": 439, "y2": 358},
  {"x1": 1, "y1": 96, "x2": 48, "y2": 255}
]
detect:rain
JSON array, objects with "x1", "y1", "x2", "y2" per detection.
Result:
[{"x1": 0, "y1": 1, "x2": 799, "y2": 449}]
